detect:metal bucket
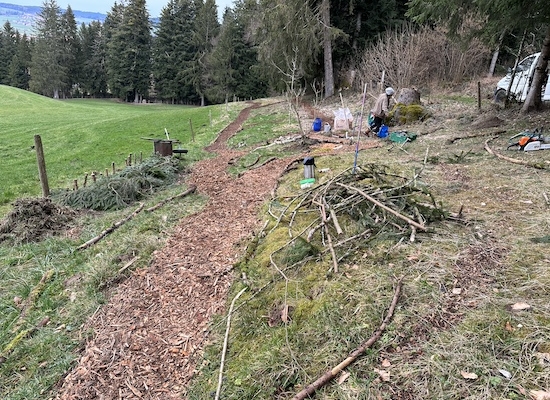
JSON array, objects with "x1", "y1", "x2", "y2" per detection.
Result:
[{"x1": 154, "y1": 140, "x2": 173, "y2": 156}]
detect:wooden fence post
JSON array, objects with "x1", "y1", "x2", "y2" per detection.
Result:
[{"x1": 34, "y1": 135, "x2": 50, "y2": 197}]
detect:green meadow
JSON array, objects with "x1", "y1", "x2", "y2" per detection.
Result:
[{"x1": 0, "y1": 85, "x2": 237, "y2": 215}]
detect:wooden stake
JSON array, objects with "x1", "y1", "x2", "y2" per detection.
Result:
[
  {"x1": 73, "y1": 179, "x2": 78, "y2": 190},
  {"x1": 189, "y1": 118, "x2": 195, "y2": 142},
  {"x1": 112, "y1": 162, "x2": 116, "y2": 175},
  {"x1": 34, "y1": 135, "x2": 50, "y2": 197}
]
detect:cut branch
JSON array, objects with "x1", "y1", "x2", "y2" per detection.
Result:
[
  {"x1": 145, "y1": 185, "x2": 197, "y2": 212},
  {"x1": 336, "y1": 182, "x2": 426, "y2": 231},
  {"x1": 77, "y1": 203, "x2": 145, "y2": 251},
  {"x1": 291, "y1": 277, "x2": 403, "y2": 400}
]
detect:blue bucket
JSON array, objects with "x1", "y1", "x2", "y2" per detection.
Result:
[
  {"x1": 312, "y1": 118, "x2": 322, "y2": 132},
  {"x1": 377, "y1": 125, "x2": 389, "y2": 138}
]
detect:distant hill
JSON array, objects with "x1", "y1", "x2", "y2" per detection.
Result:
[{"x1": 0, "y1": 2, "x2": 106, "y2": 34}]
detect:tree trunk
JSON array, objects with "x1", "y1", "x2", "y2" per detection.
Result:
[
  {"x1": 322, "y1": 0, "x2": 334, "y2": 98},
  {"x1": 521, "y1": 25, "x2": 550, "y2": 113},
  {"x1": 488, "y1": 30, "x2": 506, "y2": 77}
]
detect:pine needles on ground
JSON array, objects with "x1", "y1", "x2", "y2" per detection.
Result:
[{"x1": 53, "y1": 156, "x2": 183, "y2": 211}]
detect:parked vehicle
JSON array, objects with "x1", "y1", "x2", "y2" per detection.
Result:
[{"x1": 494, "y1": 52, "x2": 550, "y2": 103}]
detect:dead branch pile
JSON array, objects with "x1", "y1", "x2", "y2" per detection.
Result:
[
  {"x1": 0, "y1": 198, "x2": 78, "y2": 244},
  {"x1": 271, "y1": 164, "x2": 448, "y2": 269}
]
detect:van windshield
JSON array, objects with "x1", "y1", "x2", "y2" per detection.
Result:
[{"x1": 517, "y1": 55, "x2": 537, "y2": 72}]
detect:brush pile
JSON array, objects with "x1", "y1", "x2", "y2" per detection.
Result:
[
  {"x1": 270, "y1": 163, "x2": 448, "y2": 269},
  {"x1": 0, "y1": 198, "x2": 78, "y2": 244},
  {"x1": 53, "y1": 155, "x2": 184, "y2": 211}
]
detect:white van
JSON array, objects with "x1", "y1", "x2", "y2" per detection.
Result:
[{"x1": 494, "y1": 52, "x2": 550, "y2": 102}]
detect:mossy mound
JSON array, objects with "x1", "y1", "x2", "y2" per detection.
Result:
[{"x1": 389, "y1": 103, "x2": 431, "y2": 125}]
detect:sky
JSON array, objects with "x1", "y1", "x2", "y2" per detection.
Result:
[{"x1": 7, "y1": 0, "x2": 234, "y2": 18}]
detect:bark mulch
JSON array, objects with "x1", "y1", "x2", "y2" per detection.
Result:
[
  {"x1": 55, "y1": 102, "x2": 377, "y2": 399},
  {"x1": 55, "y1": 103, "x2": 294, "y2": 399}
]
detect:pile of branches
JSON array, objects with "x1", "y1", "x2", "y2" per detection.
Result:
[
  {"x1": 53, "y1": 156, "x2": 183, "y2": 211},
  {"x1": 0, "y1": 198, "x2": 78, "y2": 244},
  {"x1": 270, "y1": 164, "x2": 448, "y2": 270}
]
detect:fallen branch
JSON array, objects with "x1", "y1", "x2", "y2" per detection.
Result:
[
  {"x1": 77, "y1": 203, "x2": 145, "y2": 251},
  {"x1": 336, "y1": 182, "x2": 426, "y2": 231},
  {"x1": 145, "y1": 185, "x2": 197, "y2": 212},
  {"x1": 215, "y1": 287, "x2": 248, "y2": 400},
  {"x1": 14, "y1": 269, "x2": 54, "y2": 330},
  {"x1": 0, "y1": 316, "x2": 50, "y2": 366},
  {"x1": 243, "y1": 153, "x2": 261, "y2": 168},
  {"x1": 447, "y1": 130, "x2": 506, "y2": 144},
  {"x1": 291, "y1": 277, "x2": 403, "y2": 400},
  {"x1": 484, "y1": 137, "x2": 548, "y2": 169},
  {"x1": 249, "y1": 156, "x2": 277, "y2": 170}
]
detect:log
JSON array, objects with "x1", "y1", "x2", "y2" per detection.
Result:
[
  {"x1": 145, "y1": 185, "x2": 197, "y2": 212},
  {"x1": 291, "y1": 278, "x2": 403, "y2": 400},
  {"x1": 77, "y1": 203, "x2": 145, "y2": 251}
]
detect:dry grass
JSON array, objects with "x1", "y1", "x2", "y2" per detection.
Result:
[{"x1": 187, "y1": 82, "x2": 550, "y2": 399}]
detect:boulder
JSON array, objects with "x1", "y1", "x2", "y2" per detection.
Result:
[{"x1": 396, "y1": 88, "x2": 421, "y2": 105}]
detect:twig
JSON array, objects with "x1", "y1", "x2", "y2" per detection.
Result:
[
  {"x1": 77, "y1": 203, "x2": 145, "y2": 251},
  {"x1": 330, "y1": 209, "x2": 343, "y2": 235},
  {"x1": 249, "y1": 156, "x2": 277, "y2": 170},
  {"x1": 291, "y1": 277, "x2": 404, "y2": 400},
  {"x1": 447, "y1": 130, "x2": 506, "y2": 144},
  {"x1": 243, "y1": 153, "x2": 261, "y2": 168},
  {"x1": 320, "y1": 201, "x2": 338, "y2": 273},
  {"x1": 215, "y1": 287, "x2": 248, "y2": 400},
  {"x1": 118, "y1": 256, "x2": 140, "y2": 274},
  {"x1": 145, "y1": 185, "x2": 196, "y2": 212},
  {"x1": 336, "y1": 183, "x2": 426, "y2": 231}
]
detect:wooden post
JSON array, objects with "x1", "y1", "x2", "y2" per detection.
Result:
[
  {"x1": 105, "y1": 168, "x2": 109, "y2": 177},
  {"x1": 112, "y1": 162, "x2": 116, "y2": 175},
  {"x1": 73, "y1": 179, "x2": 78, "y2": 190},
  {"x1": 34, "y1": 135, "x2": 50, "y2": 197},
  {"x1": 91, "y1": 172, "x2": 96, "y2": 183},
  {"x1": 477, "y1": 81, "x2": 481, "y2": 111},
  {"x1": 83, "y1": 174, "x2": 88, "y2": 187},
  {"x1": 189, "y1": 118, "x2": 195, "y2": 142}
]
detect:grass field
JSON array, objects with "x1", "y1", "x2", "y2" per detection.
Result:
[
  {"x1": 2, "y1": 82, "x2": 550, "y2": 399},
  {"x1": 0, "y1": 85, "x2": 238, "y2": 215}
]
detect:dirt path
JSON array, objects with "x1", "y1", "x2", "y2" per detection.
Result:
[{"x1": 56, "y1": 103, "x2": 293, "y2": 399}]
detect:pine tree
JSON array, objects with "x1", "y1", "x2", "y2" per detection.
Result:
[
  {"x1": 29, "y1": 0, "x2": 67, "y2": 98},
  {"x1": 105, "y1": 0, "x2": 152, "y2": 102},
  {"x1": 79, "y1": 21, "x2": 108, "y2": 97},
  {"x1": 8, "y1": 32, "x2": 32, "y2": 89},
  {"x1": 153, "y1": 0, "x2": 197, "y2": 103},
  {"x1": 191, "y1": 0, "x2": 220, "y2": 105},
  {"x1": 0, "y1": 22, "x2": 17, "y2": 85},
  {"x1": 60, "y1": 6, "x2": 80, "y2": 97}
]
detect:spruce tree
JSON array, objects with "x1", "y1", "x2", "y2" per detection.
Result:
[
  {"x1": 0, "y1": 22, "x2": 17, "y2": 85},
  {"x1": 29, "y1": 0, "x2": 67, "y2": 98},
  {"x1": 8, "y1": 33, "x2": 32, "y2": 89},
  {"x1": 153, "y1": 0, "x2": 196, "y2": 103}
]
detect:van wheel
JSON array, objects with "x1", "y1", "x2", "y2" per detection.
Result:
[{"x1": 494, "y1": 88, "x2": 507, "y2": 103}]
